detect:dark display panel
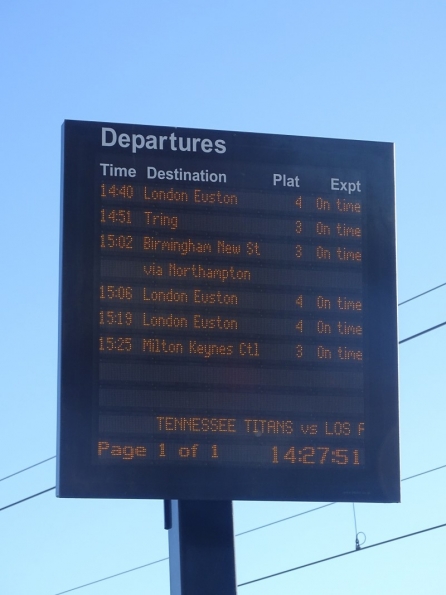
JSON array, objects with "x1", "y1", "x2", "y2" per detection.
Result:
[{"x1": 57, "y1": 120, "x2": 399, "y2": 502}]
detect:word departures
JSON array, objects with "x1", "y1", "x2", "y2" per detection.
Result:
[{"x1": 57, "y1": 121, "x2": 399, "y2": 503}]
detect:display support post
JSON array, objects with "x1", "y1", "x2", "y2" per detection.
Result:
[{"x1": 167, "y1": 500, "x2": 237, "y2": 595}]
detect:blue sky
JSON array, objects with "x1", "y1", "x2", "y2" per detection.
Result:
[{"x1": 1, "y1": 1, "x2": 445, "y2": 593}]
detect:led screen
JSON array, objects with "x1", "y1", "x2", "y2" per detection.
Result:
[{"x1": 57, "y1": 120, "x2": 399, "y2": 502}]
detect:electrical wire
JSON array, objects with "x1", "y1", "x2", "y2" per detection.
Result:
[
  {"x1": 235, "y1": 461, "x2": 446, "y2": 538},
  {"x1": 401, "y1": 463, "x2": 446, "y2": 482},
  {"x1": 0, "y1": 456, "x2": 55, "y2": 482},
  {"x1": 399, "y1": 321, "x2": 446, "y2": 344},
  {"x1": 398, "y1": 281, "x2": 446, "y2": 306},
  {"x1": 53, "y1": 557, "x2": 169, "y2": 595},
  {"x1": 237, "y1": 520, "x2": 446, "y2": 587},
  {"x1": 235, "y1": 502, "x2": 335, "y2": 536},
  {"x1": 58, "y1": 508, "x2": 339, "y2": 593},
  {"x1": 0, "y1": 487, "x2": 55, "y2": 512}
]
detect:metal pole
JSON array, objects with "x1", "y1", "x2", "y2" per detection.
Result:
[{"x1": 168, "y1": 500, "x2": 237, "y2": 595}]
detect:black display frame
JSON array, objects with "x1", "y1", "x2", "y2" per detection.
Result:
[{"x1": 57, "y1": 119, "x2": 399, "y2": 502}]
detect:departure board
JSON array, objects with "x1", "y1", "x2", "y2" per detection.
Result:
[{"x1": 57, "y1": 120, "x2": 399, "y2": 502}]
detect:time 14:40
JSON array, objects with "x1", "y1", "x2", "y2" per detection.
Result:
[{"x1": 101, "y1": 184, "x2": 134, "y2": 199}]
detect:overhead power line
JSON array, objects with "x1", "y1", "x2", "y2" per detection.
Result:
[
  {"x1": 401, "y1": 463, "x2": 446, "y2": 482},
  {"x1": 0, "y1": 487, "x2": 55, "y2": 512},
  {"x1": 235, "y1": 502, "x2": 335, "y2": 536},
  {"x1": 53, "y1": 557, "x2": 169, "y2": 595},
  {"x1": 0, "y1": 456, "x2": 55, "y2": 483},
  {"x1": 399, "y1": 321, "x2": 446, "y2": 344},
  {"x1": 237, "y1": 520, "x2": 446, "y2": 587},
  {"x1": 398, "y1": 282, "x2": 446, "y2": 306}
]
